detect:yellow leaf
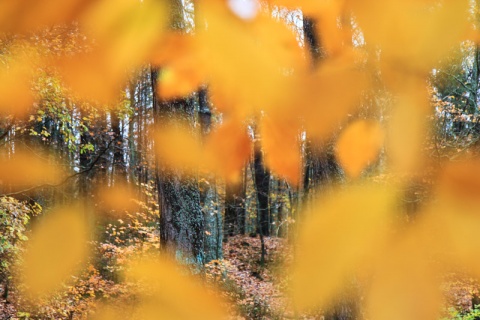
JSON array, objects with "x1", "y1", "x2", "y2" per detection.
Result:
[
  {"x1": 152, "y1": 123, "x2": 203, "y2": 173},
  {"x1": 436, "y1": 159, "x2": 480, "y2": 205},
  {"x1": 124, "y1": 257, "x2": 227, "y2": 320},
  {"x1": 0, "y1": 149, "x2": 63, "y2": 188},
  {"x1": 81, "y1": 0, "x2": 167, "y2": 69},
  {"x1": 366, "y1": 232, "x2": 442, "y2": 320},
  {"x1": 335, "y1": 120, "x2": 384, "y2": 178},
  {"x1": 151, "y1": 34, "x2": 206, "y2": 99},
  {"x1": 291, "y1": 184, "x2": 397, "y2": 311},
  {"x1": 96, "y1": 180, "x2": 139, "y2": 215},
  {"x1": 197, "y1": 2, "x2": 304, "y2": 117},
  {"x1": 349, "y1": 0, "x2": 469, "y2": 71},
  {"x1": 386, "y1": 81, "x2": 429, "y2": 174},
  {"x1": 260, "y1": 115, "x2": 301, "y2": 185},
  {"x1": 0, "y1": 0, "x2": 86, "y2": 33},
  {"x1": 158, "y1": 66, "x2": 204, "y2": 99},
  {"x1": 203, "y1": 118, "x2": 252, "y2": 183},
  {"x1": 300, "y1": 51, "x2": 369, "y2": 140},
  {"x1": 20, "y1": 205, "x2": 90, "y2": 299},
  {"x1": 56, "y1": 52, "x2": 122, "y2": 105},
  {"x1": 58, "y1": 0, "x2": 167, "y2": 104},
  {"x1": 0, "y1": 48, "x2": 38, "y2": 117},
  {"x1": 424, "y1": 203, "x2": 480, "y2": 278}
]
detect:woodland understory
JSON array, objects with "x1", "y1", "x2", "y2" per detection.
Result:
[{"x1": 2, "y1": 0, "x2": 480, "y2": 319}]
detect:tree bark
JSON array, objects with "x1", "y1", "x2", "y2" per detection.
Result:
[
  {"x1": 111, "y1": 110, "x2": 125, "y2": 179},
  {"x1": 224, "y1": 179, "x2": 245, "y2": 239},
  {"x1": 253, "y1": 138, "x2": 270, "y2": 237},
  {"x1": 152, "y1": 67, "x2": 206, "y2": 268},
  {"x1": 198, "y1": 87, "x2": 223, "y2": 262}
]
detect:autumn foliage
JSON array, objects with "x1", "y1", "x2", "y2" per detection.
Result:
[{"x1": 0, "y1": 0, "x2": 479, "y2": 319}]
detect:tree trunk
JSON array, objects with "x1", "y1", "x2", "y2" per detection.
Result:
[
  {"x1": 152, "y1": 68, "x2": 205, "y2": 268},
  {"x1": 224, "y1": 178, "x2": 245, "y2": 239},
  {"x1": 198, "y1": 87, "x2": 223, "y2": 262},
  {"x1": 111, "y1": 110, "x2": 125, "y2": 179},
  {"x1": 253, "y1": 138, "x2": 270, "y2": 237}
]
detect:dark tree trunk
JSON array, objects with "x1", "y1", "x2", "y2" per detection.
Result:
[
  {"x1": 224, "y1": 179, "x2": 245, "y2": 239},
  {"x1": 198, "y1": 87, "x2": 223, "y2": 262},
  {"x1": 152, "y1": 68, "x2": 205, "y2": 268},
  {"x1": 111, "y1": 111, "x2": 125, "y2": 178},
  {"x1": 303, "y1": 17, "x2": 323, "y2": 64},
  {"x1": 254, "y1": 141, "x2": 270, "y2": 237}
]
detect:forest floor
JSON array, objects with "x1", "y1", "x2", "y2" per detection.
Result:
[
  {"x1": 1, "y1": 235, "x2": 479, "y2": 319},
  {"x1": 206, "y1": 235, "x2": 296, "y2": 319},
  {"x1": 208, "y1": 235, "x2": 480, "y2": 320}
]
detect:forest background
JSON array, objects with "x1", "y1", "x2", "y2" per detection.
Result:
[{"x1": 0, "y1": 0, "x2": 480, "y2": 319}]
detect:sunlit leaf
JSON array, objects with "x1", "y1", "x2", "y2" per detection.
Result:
[
  {"x1": 203, "y1": 118, "x2": 252, "y2": 182},
  {"x1": 418, "y1": 164, "x2": 480, "y2": 278},
  {"x1": 58, "y1": 0, "x2": 167, "y2": 104},
  {"x1": 335, "y1": 120, "x2": 384, "y2": 178},
  {"x1": 0, "y1": 149, "x2": 63, "y2": 188},
  {"x1": 0, "y1": 63, "x2": 34, "y2": 117},
  {"x1": 152, "y1": 123, "x2": 203, "y2": 173},
  {"x1": 124, "y1": 257, "x2": 228, "y2": 320},
  {"x1": 300, "y1": 51, "x2": 369, "y2": 140},
  {"x1": 366, "y1": 232, "x2": 442, "y2": 320},
  {"x1": 0, "y1": 47, "x2": 40, "y2": 117},
  {"x1": 96, "y1": 180, "x2": 139, "y2": 214},
  {"x1": 291, "y1": 184, "x2": 397, "y2": 311},
  {"x1": 158, "y1": 66, "x2": 204, "y2": 99},
  {"x1": 260, "y1": 115, "x2": 301, "y2": 185},
  {"x1": 386, "y1": 82, "x2": 429, "y2": 174},
  {"x1": 20, "y1": 205, "x2": 89, "y2": 298},
  {"x1": 436, "y1": 159, "x2": 480, "y2": 205},
  {"x1": 197, "y1": 1, "x2": 304, "y2": 117},
  {"x1": 0, "y1": 0, "x2": 88, "y2": 33},
  {"x1": 349, "y1": 0, "x2": 469, "y2": 71},
  {"x1": 56, "y1": 51, "x2": 122, "y2": 105},
  {"x1": 151, "y1": 34, "x2": 206, "y2": 99}
]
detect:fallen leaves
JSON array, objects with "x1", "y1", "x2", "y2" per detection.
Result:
[{"x1": 92, "y1": 256, "x2": 228, "y2": 320}]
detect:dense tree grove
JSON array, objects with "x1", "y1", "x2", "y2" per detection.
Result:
[{"x1": 1, "y1": 0, "x2": 480, "y2": 319}]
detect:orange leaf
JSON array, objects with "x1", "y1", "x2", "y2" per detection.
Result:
[
  {"x1": 0, "y1": 149, "x2": 63, "y2": 188},
  {"x1": 20, "y1": 205, "x2": 90, "y2": 299},
  {"x1": 260, "y1": 115, "x2": 301, "y2": 185},
  {"x1": 335, "y1": 120, "x2": 384, "y2": 178},
  {"x1": 197, "y1": 1, "x2": 304, "y2": 117},
  {"x1": 204, "y1": 118, "x2": 251, "y2": 182},
  {"x1": 300, "y1": 51, "x2": 369, "y2": 140},
  {"x1": 152, "y1": 123, "x2": 203, "y2": 173}
]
